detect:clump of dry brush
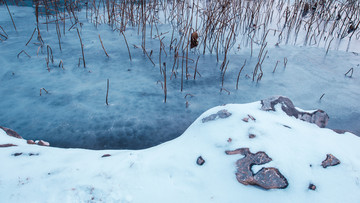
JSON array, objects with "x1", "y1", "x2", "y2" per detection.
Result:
[{"x1": 5, "y1": 0, "x2": 359, "y2": 102}]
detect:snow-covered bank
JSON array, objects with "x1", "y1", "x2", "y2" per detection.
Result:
[{"x1": 1, "y1": 98, "x2": 359, "y2": 202}]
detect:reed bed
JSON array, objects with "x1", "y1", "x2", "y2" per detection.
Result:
[{"x1": 6, "y1": 0, "x2": 359, "y2": 102}]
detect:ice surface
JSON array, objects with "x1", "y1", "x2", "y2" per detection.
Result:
[{"x1": 0, "y1": 2, "x2": 359, "y2": 149}]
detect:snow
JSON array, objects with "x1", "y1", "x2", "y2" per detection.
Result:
[{"x1": 1, "y1": 100, "x2": 360, "y2": 202}]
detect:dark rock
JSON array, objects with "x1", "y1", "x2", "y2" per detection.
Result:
[
  {"x1": 242, "y1": 117, "x2": 249, "y2": 122},
  {"x1": 252, "y1": 167, "x2": 288, "y2": 189},
  {"x1": 202, "y1": 114, "x2": 217, "y2": 122},
  {"x1": 321, "y1": 154, "x2": 340, "y2": 168},
  {"x1": 27, "y1": 140, "x2": 36, "y2": 144},
  {"x1": 202, "y1": 109, "x2": 231, "y2": 123},
  {"x1": 298, "y1": 110, "x2": 329, "y2": 128},
  {"x1": 218, "y1": 109, "x2": 232, "y2": 118},
  {"x1": 102, "y1": 154, "x2": 111, "y2": 158},
  {"x1": 226, "y1": 148, "x2": 288, "y2": 189},
  {"x1": 332, "y1": 129, "x2": 346, "y2": 134},
  {"x1": 0, "y1": 126, "x2": 22, "y2": 139},
  {"x1": 225, "y1": 148, "x2": 250, "y2": 155},
  {"x1": 12, "y1": 153, "x2": 23, "y2": 156},
  {"x1": 196, "y1": 156, "x2": 205, "y2": 166},
  {"x1": 260, "y1": 96, "x2": 329, "y2": 128},
  {"x1": 227, "y1": 138, "x2": 232, "y2": 143},
  {"x1": 37, "y1": 140, "x2": 50, "y2": 146},
  {"x1": 309, "y1": 183, "x2": 316, "y2": 190},
  {"x1": 283, "y1": 125, "x2": 291, "y2": 129},
  {"x1": 249, "y1": 134, "x2": 256, "y2": 139},
  {"x1": 332, "y1": 129, "x2": 355, "y2": 135},
  {"x1": 190, "y1": 32, "x2": 199, "y2": 49},
  {"x1": 0, "y1": 144, "x2": 17, "y2": 147},
  {"x1": 28, "y1": 153, "x2": 39, "y2": 156}
]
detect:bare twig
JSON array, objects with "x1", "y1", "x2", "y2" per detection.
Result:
[
  {"x1": 26, "y1": 28, "x2": 37, "y2": 46},
  {"x1": 4, "y1": 0, "x2": 17, "y2": 31},
  {"x1": 17, "y1": 50, "x2": 31, "y2": 58},
  {"x1": 40, "y1": 88, "x2": 48, "y2": 96},
  {"x1": 345, "y1": 67, "x2": 354, "y2": 78},
  {"x1": 106, "y1": 79, "x2": 109, "y2": 105},
  {"x1": 99, "y1": 34, "x2": 109, "y2": 57}
]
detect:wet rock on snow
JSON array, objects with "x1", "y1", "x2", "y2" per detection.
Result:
[
  {"x1": 0, "y1": 144, "x2": 17, "y2": 147},
  {"x1": 261, "y1": 96, "x2": 329, "y2": 128},
  {"x1": 248, "y1": 134, "x2": 256, "y2": 139},
  {"x1": 321, "y1": 154, "x2": 341, "y2": 168},
  {"x1": 225, "y1": 148, "x2": 288, "y2": 189},
  {"x1": 308, "y1": 183, "x2": 316, "y2": 190},
  {"x1": 37, "y1": 140, "x2": 50, "y2": 146},
  {"x1": 202, "y1": 109, "x2": 232, "y2": 123},
  {"x1": 196, "y1": 156, "x2": 205, "y2": 166},
  {"x1": 0, "y1": 126, "x2": 22, "y2": 139}
]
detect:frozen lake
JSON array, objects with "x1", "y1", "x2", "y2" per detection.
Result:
[{"x1": 0, "y1": 1, "x2": 359, "y2": 149}]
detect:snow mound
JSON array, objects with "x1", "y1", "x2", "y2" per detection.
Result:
[{"x1": 1, "y1": 97, "x2": 360, "y2": 202}]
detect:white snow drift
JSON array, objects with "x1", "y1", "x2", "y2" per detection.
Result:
[{"x1": 1, "y1": 100, "x2": 359, "y2": 203}]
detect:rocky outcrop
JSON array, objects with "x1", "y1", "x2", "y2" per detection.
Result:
[
  {"x1": 0, "y1": 126, "x2": 22, "y2": 139},
  {"x1": 202, "y1": 109, "x2": 231, "y2": 123},
  {"x1": 225, "y1": 148, "x2": 288, "y2": 189},
  {"x1": 321, "y1": 154, "x2": 340, "y2": 168},
  {"x1": 0, "y1": 144, "x2": 17, "y2": 147},
  {"x1": 261, "y1": 96, "x2": 329, "y2": 128}
]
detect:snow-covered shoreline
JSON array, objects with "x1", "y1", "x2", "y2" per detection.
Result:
[{"x1": 1, "y1": 98, "x2": 359, "y2": 202}]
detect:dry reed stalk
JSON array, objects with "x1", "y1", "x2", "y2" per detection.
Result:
[
  {"x1": 56, "y1": 20, "x2": 62, "y2": 51},
  {"x1": 184, "y1": 93, "x2": 194, "y2": 99},
  {"x1": 121, "y1": 31, "x2": 132, "y2": 61},
  {"x1": 76, "y1": 27, "x2": 86, "y2": 67},
  {"x1": 59, "y1": 60, "x2": 64, "y2": 70},
  {"x1": 221, "y1": 60, "x2": 230, "y2": 88},
  {"x1": 25, "y1": 28, "x2": 37, "y2": 46},
  {"x1": 4, "y1": 0, "x2": 17, "y2": 31},
  {"x1": 98, "y1": 34, "x2": 109, "y2": 57},
  {"x1": 236, "y1": 59, "x2": 247, "y2": 90},
  {"x1": 220, "y1": 87, "x2": 230, "y2": 95},
  {"x1": 163, "y1": 62, "x2": 167, "y2": 103},
  {"x1": 273, "y1": 60, "x2": 279, "y2": 73},
  {"x1": 326, "y1": 37, "x2": 334, "y2": 55},
  {"x1": 106, "y1": 79, "x2": 109, "y2": 105},
  {"x1": 0, "y1": 25, "x2": 8, "y2": 37},
  {"x1": 141, "y1": 45, "x2": 155, "y2": 66},
  {"x1": 193, "y1": 55, "x2": 200, "y2": 80},
  {"x1": 181, "y1": 51, "x2": 184, "y2": 92},
  {"x1": 345, "y1": 67, "x2": 354, "y2": 78},
  {"x1": 47, "y1": 45, "x2": 54, "y2": 64},
  {"x1": 40, "y1": 88, "x2": 48, "y2": 96},
  {"x1": 17, "y1": 50, "x2": 31, "y2": 58}
]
